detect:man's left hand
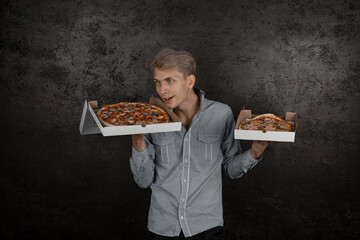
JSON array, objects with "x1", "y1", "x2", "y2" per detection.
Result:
[{"x1": 250, "y1": 141, "x2": 270, "y2": 159}]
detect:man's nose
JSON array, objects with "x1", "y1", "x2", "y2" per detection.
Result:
[{"x1": 159, "y1": 84, "x2": 169, "y2": 95}]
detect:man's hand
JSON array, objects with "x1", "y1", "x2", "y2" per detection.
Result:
[
  {"x1": 250, "y1": 141, "x2": 270, "y2": 159},
  {"x1": 132, "y1": 134, "x2": 146, "y2": 152}
]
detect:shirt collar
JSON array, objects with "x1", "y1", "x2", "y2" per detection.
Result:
[
  {"x1": 171, "y1": 88, "x2": 206, "y2": 124},
  {"x1": 194, "y1": 88, "x2": 206, "y2": 112}
]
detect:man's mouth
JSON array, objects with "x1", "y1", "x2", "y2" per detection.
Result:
[{"x1": 162, "y1": 96, "x2": 174, "y2": 104}]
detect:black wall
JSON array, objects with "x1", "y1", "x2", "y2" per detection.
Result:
[{"x1": 1, "y1": 0, "x2": 360, "y2": 239}]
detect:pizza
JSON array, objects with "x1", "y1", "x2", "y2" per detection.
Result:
[
  {"x1": 97, "y1": 102, "x2": 169, "y2": 126},
  {"x1": 240, "y1": 114, "x2": 294, "y2": 132}
]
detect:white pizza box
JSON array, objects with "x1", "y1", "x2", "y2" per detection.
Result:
[
  {"x1": 234, "y1": 110, "x2": 298, "y2": 142},
  {"x1": 79, "y1": 97, "x2": 182, "y2": 136}
]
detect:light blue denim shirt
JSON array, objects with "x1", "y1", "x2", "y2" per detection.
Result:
[{"x1": 129, "y1": 89, "x2": 261, "y2": 237}]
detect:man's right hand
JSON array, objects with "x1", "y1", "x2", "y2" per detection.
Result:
[{"x1": 132, "y1": 134, "x2": 146, "y2": 152}]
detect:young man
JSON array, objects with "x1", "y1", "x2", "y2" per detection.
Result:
[{"x1": 130, "y1": 48, "x2": 269, "y2": 239}]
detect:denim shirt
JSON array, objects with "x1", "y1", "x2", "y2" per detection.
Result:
[{"x1": 129, "y1": 89, "x2": 261, "y2": 237}]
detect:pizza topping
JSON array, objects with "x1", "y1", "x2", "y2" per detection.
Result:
[
  {"x1": 97, "y1": 102, "x2": 170, "y2": 126},
  {"x1": 240, "y1": 114, "x2": 294, "y2": 132}
]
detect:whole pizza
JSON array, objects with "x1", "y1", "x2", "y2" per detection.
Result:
[
  {"x1": 97, "y1": 102, "x2": 169, "y2": 126},
  {"x1": 240, "y1": 114, "x2": 294, "y2": 132}
]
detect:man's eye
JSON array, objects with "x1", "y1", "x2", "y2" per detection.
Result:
[
  {"x1": 155, "y1": 81, "x2": 161, "y2": 85},
  {"x1": 168, "y1": 79, "x2": 174, "y2": 83}
]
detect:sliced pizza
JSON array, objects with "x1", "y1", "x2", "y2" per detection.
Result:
[
  {"x1": 240, "y1": 114, "x2": 294, "y2": 132},
  {"x1": 97, "y1": 102, "x2": 169, "y2": 126}
]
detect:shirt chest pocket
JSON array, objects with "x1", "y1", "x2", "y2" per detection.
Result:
[
  {"x1": 153, "y1": 137, "x2": 176, "y2": 164},
  {"x1": 198, "y1": 134, "x2": 222, "y2": 161}
]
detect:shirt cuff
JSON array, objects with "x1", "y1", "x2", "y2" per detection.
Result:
[
  {"x1": 131, "y1": 146, "x2": 149, "y2": 165},
  {"x1": 243, "y1": 149, "x2": 262, "y2": 172}
]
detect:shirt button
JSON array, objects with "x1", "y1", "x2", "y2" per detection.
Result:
[
  {"x1": 184, "y1": 159, "x2": 188, "y2": 163},
  {"x1": 180, "y1": 216, "x2": 184, "y2": 220},
  {"x1": 184, "y1": 179, "x2": 187, "y2": 182}
]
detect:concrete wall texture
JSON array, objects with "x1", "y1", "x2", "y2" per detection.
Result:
[{"x1": 1, "y1": 0, "x2": 360, "y2": 239}]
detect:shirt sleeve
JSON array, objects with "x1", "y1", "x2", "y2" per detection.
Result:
[
  {"x1": 129, "y1": 134, "x2": 156, "y2": 188},
  {"x1": 221, "y1": 106, "x2": 263, "y2": 179}
]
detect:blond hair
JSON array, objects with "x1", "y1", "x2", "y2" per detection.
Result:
[{"x1": 150, "y1": 48, "x2": 196, "y2": 77}]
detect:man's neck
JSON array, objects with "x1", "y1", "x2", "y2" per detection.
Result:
[{"x1": 174, "y1": 90, "x2": 200, "y2": 129}]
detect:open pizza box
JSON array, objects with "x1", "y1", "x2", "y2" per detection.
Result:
[
  {"x1": 79, "y1": 97, "x2": 182, "y2": 136},
  {"x1": 234, "y1": 110, "x2": 298, "y2": 142}
]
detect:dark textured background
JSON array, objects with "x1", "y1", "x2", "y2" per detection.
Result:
[{"x1": 1, "y1": 0, "x2": 360, "y2": 239}]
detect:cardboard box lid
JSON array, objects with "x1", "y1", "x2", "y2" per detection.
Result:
[
  {"x1": 79, "y1": 100, "x2": 101, "y2": 135},
  {"x1": 149, "y1": 96, "x2": 180, "y2": 122},
  {"x1": 235, "y1": 110, "x2": 252, "y2": 129}
]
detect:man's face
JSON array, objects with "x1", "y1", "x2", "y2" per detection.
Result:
[{"x1": 153, "y1": 67, "x2": 193, "y2": 109}]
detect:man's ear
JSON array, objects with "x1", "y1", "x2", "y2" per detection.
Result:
[{"x1": 188, "y1": 74, "x2": 196, "y2": 88}]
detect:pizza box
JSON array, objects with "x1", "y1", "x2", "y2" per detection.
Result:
[
  {"x1": 234, "y1": 110, "x2": 298, "y2": 142},
  {"x1": 79, "y1": 97, "x2": 182, "y2": 136}
]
